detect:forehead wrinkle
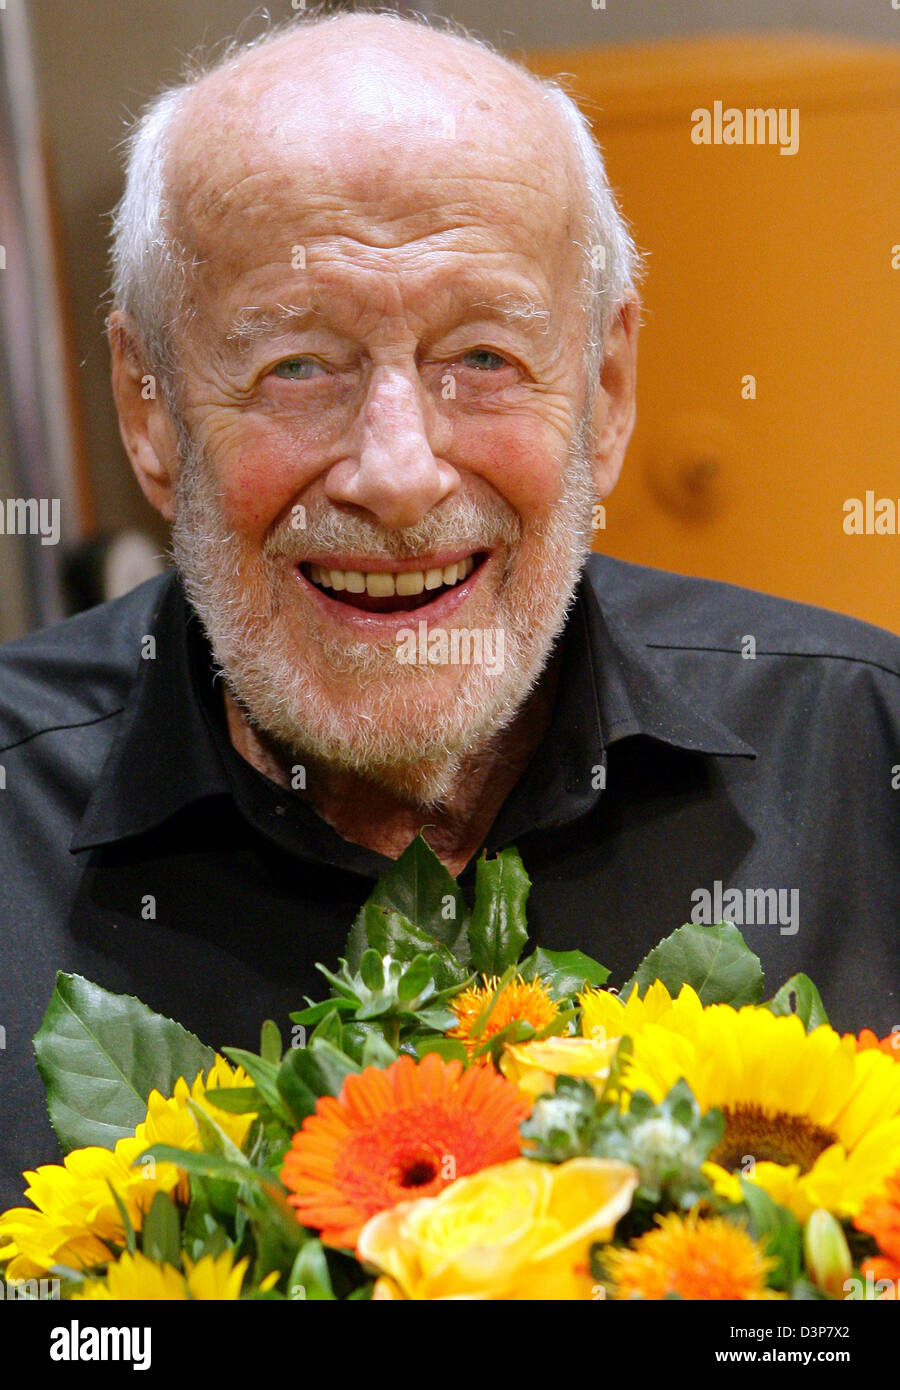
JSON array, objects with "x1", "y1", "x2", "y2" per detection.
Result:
[
  {"x1": 222, "y1": 286, "x2": 552, "y2": 354},
  {"x1": 166, "y1": 29, "x2": 583, "y2": 262}
]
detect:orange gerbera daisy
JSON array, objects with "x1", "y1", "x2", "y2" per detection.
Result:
[
  {"x1": 853, "y1": 1029, "x2": 900, "y2": 1060},
  {"x1": 604, "y1": 1211, "x2": 779, "y2": 1301},
  {"x1": 448, "y1": 975, "x2": 559, "y2": 1061},
  {"x1": 855, "y1": 1172, "x2": 900, "y2": 1294},
  {"x1": 280, "y1": 1052, "x2": 531, "y2": 1248}
]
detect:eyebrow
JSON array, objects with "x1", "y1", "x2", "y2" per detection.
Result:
[{"x1": 222, "y1": 291, "x2": 551, "y2": 351}]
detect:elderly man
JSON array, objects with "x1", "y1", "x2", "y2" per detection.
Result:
[{"x1": 0, "y1": 11, "x2": 898, "y2": 1207}]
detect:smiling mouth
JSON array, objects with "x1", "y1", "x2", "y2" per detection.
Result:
[{"x1": 299, "y1": 552, "x2": 488, "y2": 613}]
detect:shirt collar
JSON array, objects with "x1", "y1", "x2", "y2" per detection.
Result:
[
  {"x1": 71, "y1": 566, "x2": 755, "y2": 855},
  {"x1": 70, "y1": 575, "x2": 230, "y2": 851},
  {"x1": 484, "y1": 570, "x2": 755, "y2": 846}
]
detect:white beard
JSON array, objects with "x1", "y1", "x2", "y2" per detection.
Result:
[{"x1": 171, "y1": 416, "x2": 597, "y2": 807}]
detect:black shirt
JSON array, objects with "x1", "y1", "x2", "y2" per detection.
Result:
[{"x1": 1, "y1": 557, "x2": 898, "y2": 1209}]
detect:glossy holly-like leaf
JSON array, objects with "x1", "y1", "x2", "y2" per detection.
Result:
[
  {"x1": 345, "y1": 834, "x2": 469, "y2": 967},
  {"x1": 520, "y1": 947, "x2": 610, "y2": 1000},
  {"x1": 621, "y1": 921, "x2": 764, "y2": 1007},
  {"x1": 363, "y1": 907, "x2": 468, "y2": 990},
  {"x1": 467, "y1": 848, "x2": 530, "y2": 976},
  {"x1": 33, "y1": 973, "x2": 214, "y2": 1154},
  {"x1": 766, "y1": 974, "x2": 829, "y2": 1031}
]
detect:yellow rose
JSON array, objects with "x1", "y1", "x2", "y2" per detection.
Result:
[
  {"x1": 357, "y1": 1157, "x2": 639, "y2": 1300},
  {"x1": 500, "y1": 1035, "x2": 618, "y2": 1100}
]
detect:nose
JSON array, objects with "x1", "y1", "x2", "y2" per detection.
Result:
[{"x1": 324, "y1": 365, "x2": 459, "y2": 527}]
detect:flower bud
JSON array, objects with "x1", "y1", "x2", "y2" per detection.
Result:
[{"x1": 804, "y1": 1208, "x2": 852, "y2": 1297}]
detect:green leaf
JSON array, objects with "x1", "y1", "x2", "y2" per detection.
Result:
[
  {"x1": 135, "y1": 1145, "x2": 271, "y2": 1188},
  {"x1": 471, "y1": 1017, "x2": 537, "y2": 1065},
  {"x1": 737, "y1": 1179, "x2": 802, "y2": 1291},
  {"x1": 364, "y1": 908, "x2": 467, "y2": 990},
  {"x1": 305, "y1": 1039, "x2": 361, "y2": 1097},
  {"x1": 410, "y1": 1005, "x2": 458, "y2": 1031},
  {"x1": 766, "y1": 974, "x2": 830, "y2": 1031},
  {"x1": 621, "y1": 921, "x2": 764, "y2": 1007},
  {"x1": 240, "y1": 1182, "x2": 309, "y2": 1286},
  {"x1": 276, "y1": 1039, "x2": 360, "y2": 1128},
  {"x1": 359, "y1": 949, "x2": 386, "y2": 992},
  {"x1": 345, "y1": 833, "x2": 470, "y2": 968},
  {"x1": 106, "y1": 1181, "x2": 137, "y2": 1255},
  {"x1": 467, "y1": 847, "x2": 530, "y2": 976},
  {"x1": 413, "y1": 1036, "x2": 468, "y2": 1063},
  {"x1": 259, "y1": 1020, "x2": 282, "y2": 1064},
  {"x1": 276, "y1": 1050, "x2": 319, "y2": 1128},
  {"x1": 310, "y1": 1008, "x2": 344, "y2": 1049},
  {"x1": 287, "y1": 1240, "x2": 336, "y2": 1300},
  {"x1": 33, "y1": 973, "x2": 214, "y2": 1153},
  {"x1": 520, "y1": 948, "x2": 610, "y2": 999},
  {"x1": 141, "y1": 1191, "x2": 181, "y2": 1268},
  {"x1": 397, "y1": 955, "x2": 434, "y2": 1003},
  {"x1": 203, "y1": 1085, "x2": 263, "y2": 1115},
  {"x1": 220, "y1": 1047, "x2": 293, "y2": 1126},
  {"x1": 360, "y1": 1032, "x2": 399, "y2": 1068},
  {"x1": 186, "y1": 1099, "x2": 249, "y2": 1165},
  {"x1": 290, "y1": 998, "x2": 357, "y2": 1026},
  {"x1": 182, "y1": 1178, "x2": 232, "y2": 1262}
]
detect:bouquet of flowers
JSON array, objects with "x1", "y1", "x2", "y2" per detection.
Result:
[{"x1": 2, "y1": 836, "x2": 899, "y2": 1301}]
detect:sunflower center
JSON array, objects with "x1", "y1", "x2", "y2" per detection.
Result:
[
  {"x1": 712, "y1": 1104, "x2": 837, "y2": 1174},
  {"x1": 399, "y1": 1157, "x2": 440, "y2": 1189}
]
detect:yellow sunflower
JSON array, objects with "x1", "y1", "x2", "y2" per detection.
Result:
[
  {"x1": 579, "y1": 978, "x2": 703, "y2": 1044},
  {"x1": 0, "y1": 1057, "x2": 253, "y2": 1280},
  {"x1": 620, "y1": 1004, "x2": 900, "y2": 1223},
  {"x1": 73, "y1": 1248, "x2": 257, "y2": 1300}
]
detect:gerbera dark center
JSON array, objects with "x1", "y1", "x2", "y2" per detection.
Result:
[
  {"x1": 400, "y1": 1158, "x2": 439, "y2": 1188},
  {"x1": 712, "y1": 1104, "x2": 838, "y2": 1174}
]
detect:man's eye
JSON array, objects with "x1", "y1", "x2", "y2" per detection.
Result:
[
  {"x1": 461, "y1": 348, "x2": 508, "y2": 371},
  {"x1": 271, "y1": 357, "x2": 324, "y2": 380}
]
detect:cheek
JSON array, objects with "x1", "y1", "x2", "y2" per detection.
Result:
[
  {"x1": 208, "y1": 419, "x2": 320, "y2": 539},
  {"x1": 450, "y1": 415, "x2": 568, "y2": 520}
]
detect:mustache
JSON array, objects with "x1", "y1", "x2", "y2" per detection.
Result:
[
  {"x1": 263, "y1": 492, "x2": 523, "y2": 565},
  {"x1": 171, "y1": 425, "x2": 524, "y2": 566}
]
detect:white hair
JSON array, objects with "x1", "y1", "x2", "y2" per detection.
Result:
[{"x1": 109, "y1": 6, "x2": 642, "y2": 392}]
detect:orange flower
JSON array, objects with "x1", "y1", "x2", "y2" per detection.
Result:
[
  {"x1": 853, "y1": 1029, "x2": 900, "y2": 1060},
  {"x1": 855, "y1": 1172, "x2": 900, "y2": 1292},
  {"x1": 280, "y1": 1052, "x2": 531, "y2": 1248},
  {"x1": 604, "y1": 1211, "x2": 779, "y2": 1301},
  {"x1": 448, "y1": 975, "x2": 559, "y2": 1061}
]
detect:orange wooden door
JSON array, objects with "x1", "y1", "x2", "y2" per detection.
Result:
[{"x1": 526, "y1": 36, "x2": 900, "y2": 633}]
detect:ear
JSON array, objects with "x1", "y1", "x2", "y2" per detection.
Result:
[
  {"x1": 108, "y1": 310, "x2": 180, "y2": 522},
  {"x1": 590, "y1": 291, "x2": 640, "y2": 500}
]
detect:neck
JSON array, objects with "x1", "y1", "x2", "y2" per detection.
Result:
[{"x1": 223, "y1": 656, "x2": 561, "y2": 876}]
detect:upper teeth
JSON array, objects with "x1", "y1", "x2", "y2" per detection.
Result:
[{"x1": 308, "y1": 555, "x2": 476, "y2": 597}]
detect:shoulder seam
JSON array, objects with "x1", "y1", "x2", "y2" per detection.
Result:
[
  {"x1": 644, "y1": 643, "x2": 900, "y2": 681},
  {"x1": 0, "y1": 705, "x2": 126, "y2": 758}
]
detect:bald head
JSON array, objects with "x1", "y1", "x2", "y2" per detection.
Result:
[
  {"x1": 110, "y1": 8, "x2": 638, "y2": 390},
  {"x1": 169, "y1": 15, "x2": 579, "y2": 256}
]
